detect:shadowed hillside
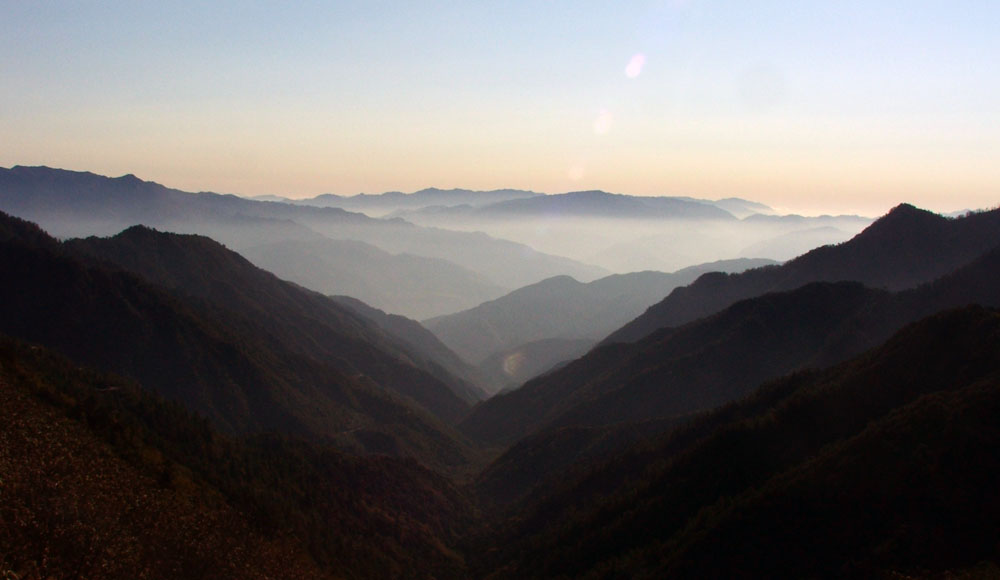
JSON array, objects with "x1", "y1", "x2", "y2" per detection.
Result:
[
  {"x1": 66, "y1": 225, "x2": 480, "y2": 420},
  {"x1": 475, "y1": 306, "x2": 1000, "y2": 579},
  {"x1": 0, "y1": 211, "x2": 478, "y2": 471},
  {"x1": 330, "y1": 295, "x2": 490, "y2": 402},
  {"x1": 0, "y1": 337, "x2": 475, "y2": 579},
  {"x1": 465, "y1": 243, "x2": 1000, "y2": 499},
  {"x1": 607, "y1": 204, "x2": 1000, "y2": 344}
]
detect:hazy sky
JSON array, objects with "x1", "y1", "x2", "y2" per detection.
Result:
[{"x1": 2, "y1": 1, "x2": 998, "y2": 215}]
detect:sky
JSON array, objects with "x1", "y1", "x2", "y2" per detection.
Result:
[{"x1": 2, "y1": 1, "x2": 998, "y2": 216}]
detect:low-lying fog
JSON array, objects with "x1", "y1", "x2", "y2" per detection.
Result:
[{"x1": 386, "y1": 214, "x2": 873, "y2": 273}]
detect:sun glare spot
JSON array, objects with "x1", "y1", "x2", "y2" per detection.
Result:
[
  {"x1": 503, "y1": 351, "x2": 526, "y2": 376},
  {"x1": 625, "y1": 53, "x2": 646, "y2": 78},
  {"x1": 593, "y1": 110, "x2": 613, "y2": 135}
]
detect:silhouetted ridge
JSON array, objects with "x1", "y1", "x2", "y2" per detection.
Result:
[
  {"x1": 606, "y1": 203, "x2": 1000, "y2": 344},
  {"x1": 478, "y1": 306, "x2": 1000, "y2": 578},
  {"x1": 67, "y1": 225, "x2": 475, "y2": 426},
  {"x1": 0, "y1": 211, "x2": 477, "y2": 470},
  {"x1": 463, "y1": 237, "x2": 1000, "y2": 452}
]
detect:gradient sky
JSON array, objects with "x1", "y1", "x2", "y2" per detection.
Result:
[{"x1": 2, "y1": 1, "x2": 998, "y2": 215}]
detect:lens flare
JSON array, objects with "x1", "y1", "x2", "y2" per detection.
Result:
[
  {"x1": 625, "y1": 53, "x2": 646, "y2": 78},
  {"x1": 502, "y1": 351, "x2": 526, "y2": 376},
  {"x1": 593, "y1": 109, "x2": 613, "y2": 135}
]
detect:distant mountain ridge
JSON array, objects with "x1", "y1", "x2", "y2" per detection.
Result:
[
  {"x1": 270, "y1": 187, "x2": 772, "y2": 221},
  {"x1": 606, "y1": 203, "x2": 1000, "y2": 344},
  {"x1": 284, "y1": 187, "x2": 541, "y2": 215},
  {"x1": 425, "y1": 258, "x2": 776, "y2": 367},
  {"x1": 0, "y1": 166, "x2": 608, "y2": 315},
  {"x1": 461, "y1": 190, "x2": 736, "y2": 220}
]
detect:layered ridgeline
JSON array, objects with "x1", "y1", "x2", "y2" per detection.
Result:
[
  {"x1": 260, "y1": 186, "x2": 540, "y2": 215},
  {"x1": 377, "y1": 189, "x2": 870, "y2": 272},
  {"x1": 464, "y1": 207, "x2": 1000, "y2": 504},
  {"x1": 4, "y1": 197, "x2": 1000, "y2": 578},
  {"x1": 261, "y1": 187, "x2": 769, "y2": 219},
  {"x1": 608, "y1": 203, "x2": 1000, "y2": 344},
  {"x1": 64, "y1": 225, "x2": 489, "y2": 406},
  {"x1": 240, "y1": 238, "x2": 507, "y2": 318},
  {"x1": 424, "y1": 259, "x2": 776, "y2": 390},
  {"x1": 474, "y1": 306, "x2": 1000, "y2": 579},
  {"x1": 0, "y1": 166, "x2": 607, "y2": 318},
  {"x1": 329, "y1": 295, "x2": 489, "y2": 404},
  {"x1": 0, "y1": 211, "x2": 479, "y2": 470},
  {"x1": 0, "y1": 337, "x2": 474, "y2": 580}
]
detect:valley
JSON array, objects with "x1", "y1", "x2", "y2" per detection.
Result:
[{"x1": 1, "y1": 168, "x2": 998, "y2": 578}]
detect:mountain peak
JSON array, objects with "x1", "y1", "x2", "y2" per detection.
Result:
[
  {"x1": 114, "y1": 173, "x2": 144, "y2": 184},
  {"x1": 856, "y1": 203, "x2": 946, "y2": 242},
  {"x1": 884, "y1": 202, "x2": 931, "y2": 218}
]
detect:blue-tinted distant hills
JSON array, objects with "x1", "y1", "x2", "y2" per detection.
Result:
[
  {"x1": 269, "y1": 187, "x2": 541, "y2": 215},
  {"x1": 0, "y1": 166, "x2": 607, "y2": 317},
  {"x1": 425, "y1": 258, "x2": 776, "y2": 369},
  {"x1": 269, "y1": 187, "x2": 774, "y2": 220}
]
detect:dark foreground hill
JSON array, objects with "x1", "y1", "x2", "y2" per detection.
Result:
[
  {"x1": 0, "y1": 211, "x2": 477, "y2": 471},
  {"x1": 475, "y1": 306, "x2": 1000, "y2": 579},
  {"x1": 607, "y1": 203, "x2": 1000, "y2": 344},
  {"x1": 466, "y1": 244, "x2": 1000, "y2": 507},
  {"x1": 0, "y1": 337, "x2": 473, "y2": 579},
  {"x1": 329, "y1": 294, "x2": 490, "y2": 402},
  {"x1": 65, "y1": 225, "x2": 482, "y2": 415},
  {"x1": 464, "y1": 242, "x2": 1000, "y2": 449}
]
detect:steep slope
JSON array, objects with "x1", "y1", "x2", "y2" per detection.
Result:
[
  {"x1": 0, "y1": 337, "x2": 475, "y2": 579},
  {"x1": 0, "y1": 212, "x2": 476, "y2": 470},
  {"x1": 479, "y1": 306, "x2": 1000, "y2": 579},
  {"x1": 462, "y1": 244, "x2": 1000, "y2": 450},
  {"x1": 65, "y1": 225, "x2": 474, "y2": 424},
  {"x1": 607, "y1": 203, "x2": 1000, "y2": 344},
  {"x1": 0, "y1": 342, "x2": 330, "y2": 580},
  {"x1": 330, "y1": 295, "x2": 490, "y2": 402},
  {"x1": 462, "y1": 282, "x2": 892, "y2": 448},
  {"x1": 476, "y1": 338, "x2": 596, "y2": 394},
  {"x1": 242, "y1": 238, "x2": 507, "y2": 319},
  {"x1": 426, "y1": 258, "x2": 775, "y2": 365}
]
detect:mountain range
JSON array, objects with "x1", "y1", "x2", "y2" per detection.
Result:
[
  {"x1": 607, "y1": 203, "x2": 1000, "y2": 344},
  {"x1": 474, "y1": 305, "x2": 1000, "y2": 578},
  {"x1": 424, "y1": 258, "x2": 776, "y2": 387},
  {"x1": 462, "y1": 206, "x2": 1000, "y2": 504},
  {"x1": 2, "y1": 173, "x2": 999, "y2": 579},
  {"x1": 0, "y1": 211, "x2": 483, "y2": 471},
  {"x1": 0, "y1": 166, "x2": 606, "y2": 317}
]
